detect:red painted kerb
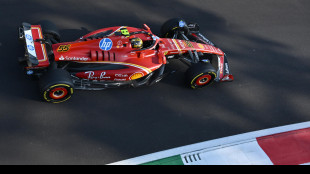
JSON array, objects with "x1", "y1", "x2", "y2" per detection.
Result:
[{"x1": 256, "y1": 127, "x2": 310, "y2": 165}]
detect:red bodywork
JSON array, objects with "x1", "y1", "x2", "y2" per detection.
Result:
[{"x1": 29, "y1": 25, "x2": 230, "y2": 82}]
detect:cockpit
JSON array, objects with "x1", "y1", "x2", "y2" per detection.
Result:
[{"x1": 81, "y1": 25, "x2": 159, "y2": 51}]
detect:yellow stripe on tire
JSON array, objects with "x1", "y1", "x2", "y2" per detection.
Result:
[{"x1": 43, "y1": 84, "x2": 74, "y2": 103}]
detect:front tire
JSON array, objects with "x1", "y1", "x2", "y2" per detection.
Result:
[
  {"x1": 39, "y1": 69, "x2": 74, "y2": 103},
  {"x1": 185, "y1": 62, "x2": 217, "y2": 89},
  {"x1": 160, "y1": 17, "x2": 189, "y2": 38}
]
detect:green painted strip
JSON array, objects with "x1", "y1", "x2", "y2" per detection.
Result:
[{"x1": 141, "y1": 155, "x2": 184, "y2": 165}]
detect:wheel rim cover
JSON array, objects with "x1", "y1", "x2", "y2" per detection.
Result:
[
  {"x1": 195, "y1": 74, "x2": 212, "y2": 86},
  {"x1": 49, "y1": 87, "x2": 68, "y2": 99}
]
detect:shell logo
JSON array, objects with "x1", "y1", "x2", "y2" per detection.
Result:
[
  {"x1": 198, "y1": 43, "x2": 205, "y2": 49},
  {"x1": 130, "y1": 72, "x2": 144, "y2": 80}
]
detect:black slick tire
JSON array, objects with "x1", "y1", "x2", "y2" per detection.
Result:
[
  {"x1": 160, "y1": 17, "x2": 189, "y2": 38},
  {"x1": 39, "y1": 69, "x2": 74, "y2": 103},
  {"x1": 185, "y1": 62, "x2": 217, "y2": 89},
  {"x1": 37, "y1": 20, "x2": 61, "y2": 42}
]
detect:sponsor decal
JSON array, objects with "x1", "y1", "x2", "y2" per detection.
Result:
[
  {"x1": 167, "y1": 55, "x2": 174, "y2": 59},
  {"x1": 59, "y1": 55, "x2": 88, "y2": 61},
  {"x1": 85, "y1": 71, "x2": 111, "y2": 80},
  {"x1": 130, "y1": 72, "x2": 144, "y2": 80},
  {"x1": 167, "y1": 39, "x2": 177, "y2": 49},
  {"x1": 159, "y1": 42, "x2": 166, "y2": 48},
  {"x1": 225, "y1": 63, "x2": 230, "y2": 74},
  {"x1": 115, "y1": 74, "x2": 128, "y2": 78},
  {"x1": 197, "y1": 33, "x2": 215, "y2": 46},
  {"x1": 198, "y1": 43, "x2": 205, "y2": 49},
  {"x1": 218, "y1": 56, "x2": 224, "y2": 78},
  {"x1": 117, "y1": 40, "x2": 123, "y2": 46},
  {"x1": 27, "y1": 45, "x2": 35, "y2": 51},
  {"x1": 116, "y1": 40, "x2": 123, "y2": 48},
  {"x1": 24, "y1": 29, "x2": 36, "y2": 57},
  {"x1": 25, "y1": 34, "x2": 32, "y2": 40},
  {"x1": 99, "y1": 38, "x2": 113, "y2": 51},
  {"x1": 177, "y1": 40, "x2": 186, "y2": 49},
  {"x1": 183, "y1": 40, "x2": 193, "y2": 48},
  {"x1": 26, "y1": 70, "x2": 34, "y2": 75},
  {"x1": 207, "y1": 45, "x2": 215, "y2": 52},
  {"x1": 179, "y1": 20, "x2": 186, "y2": 27},
  {"x1": 57, "y1": 45, "x2": 71, "y2": 52}
]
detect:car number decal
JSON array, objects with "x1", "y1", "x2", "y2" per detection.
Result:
[{"x1": 57, "y1": 45, "x2": 71, "y2": 52}]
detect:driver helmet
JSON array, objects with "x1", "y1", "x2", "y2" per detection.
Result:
[{"x1": 130, "y1": 37, "x2": 143, "y2": 49}]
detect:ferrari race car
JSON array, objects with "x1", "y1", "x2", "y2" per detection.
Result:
[{"x1": 18, "y1": 18, "x2": 234, "y2": 103}]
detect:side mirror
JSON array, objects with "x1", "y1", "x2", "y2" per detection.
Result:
[
  {"x1": 187, "y1": 23, "x2": 200, "y2": 31},
  {"x1": 143, "y1": 24, "x2": 152, "y2": 33}
]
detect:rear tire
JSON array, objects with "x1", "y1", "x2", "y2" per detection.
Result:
[
  {"x1": 37, "y1": 20, "x2": 61, "y2": 42},
  {"x1": 185, "y1": 62, "x2": 217, "y2": 89},
  {"x1": 39, "y1": 69, "x2": 74, "y2": 103}
]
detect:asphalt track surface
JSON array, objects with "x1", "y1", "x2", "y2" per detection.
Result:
[{"x1": 0, "y1": 0, "x2": 309, "y2": 164}]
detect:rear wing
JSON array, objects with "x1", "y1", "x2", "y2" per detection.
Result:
[{"x1": 18, "y1": 22, "x2": 50, "y2": 68}]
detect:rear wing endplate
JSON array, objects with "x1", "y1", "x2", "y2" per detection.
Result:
[{"x1": 18, "y1": 22, "x2": 49, "y2": 67}]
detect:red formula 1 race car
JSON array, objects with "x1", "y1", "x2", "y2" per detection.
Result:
[{"x1": 18, "y1": 18, "x2": 234, "y2": 103}]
